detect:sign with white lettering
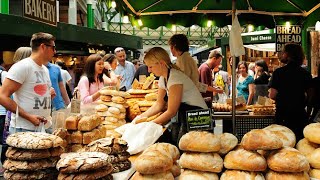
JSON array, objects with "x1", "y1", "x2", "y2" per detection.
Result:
[
  {"x1": 23, "y1": 0, "x2": 57, "y2": 26},
  {"x1": 186, "y1": 109, "x2": 213, "y2": 131},
  {"x1": 275, "y1": 25, "x2": 302, "y2": 52}
]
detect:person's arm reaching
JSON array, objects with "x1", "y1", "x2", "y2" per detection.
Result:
[{"x1": 59, "y1": 81, "x2": 70, "y2": 106}]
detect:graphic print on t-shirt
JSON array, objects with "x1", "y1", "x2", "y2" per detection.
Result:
[{"x1": 33, "y1": 71, "x2": 51, "y2": 110}]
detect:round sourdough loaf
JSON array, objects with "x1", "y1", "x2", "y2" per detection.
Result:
[
  {"x1": 241, "y1": 129, "x2": 283, "y2": 150},
  {"x1": 179, "y1": 152, "x2": 223, "y2": 173},
  {"x1": 224, "y1": 148, "x2": 267, "y2": 171},
  {"x1": 179, "y1": 169, "x2": 219, "y2": 180},
  {"x1": 264, "y1": 124, "x2": 296, "y2": 147},
  {"x1": 6, "y1": 146, "x2": 64, "y2": 160},
  {"x1": 4, "y1": 168, "x2": 58, "y2": 180},
  {"x1": 132, "y1": 171, "x2": 174, "y2": 180},
  {"x1": 220, "y1": 170, "x2": 264, "y2": 180},
  {"x1": 309, "y1": 169, "x2": 320, "y2": 179},
  {"x1": 4, "y1": 157, "x2": 59, "y2": 171},
  {"x1": 307, "y1": 148, "x2": 320, "y2": 169},
  {"x1": 303, "y1": 123, "x2": 320, "y2": 144},
  {"x1": 179, "y1": 131, "x2": 221, "y2": 152},
  {"x1": 112, "y1": 159, "x2": 131, "y2": 173},
  {"x1": 6, "y1": 132, "x2": 64, "y2": 150},
  {"x1": 265, "y1": 170, "x2": 309, "y2": 180},
  {"x1": 57, "y1": 166, "x2": 113, "y2": 180},
  {"x1": 85, "y1": 137, "x2": 128, "y2": 155},
  {"x1": 296, "y1": 138, "x2": 320, "y2": 156},
  {"x1": 267, "y1": 147, "x2": 310, "y2": 172},
  {"x1": 218, "y1": 133, "x2": 238, "y2": 155}
]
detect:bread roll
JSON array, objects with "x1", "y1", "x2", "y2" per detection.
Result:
[
  {"x1": 100, "y1": 95, "x2": 112, "y2": 102},
  {"x1": 264, "y1": 124, "x2": 296, "y2": 147},
  {"x1": 97, "y1": 101, "x2": 126, "y2": 112},
  {"x1": 112, "y1": 96, "x2": 126, "y2": 104},
  {"x1": 65, "y1": 115, "x2": 79, "y2": 130},
  {"x1": 267, "y1": 147, "x2": 310, "y2": 172},
  {"x1": 108, "y1": 107, "x2": 121, "y2": 115},
  {"x1": 132, "y1": 171, "x2": 174, "y2": 180},
  {"x1": 78, "y1": 115, "x2": 102, "y2": 131},
  {"x1": 303, "y1": 123, "x2": 320, "y2": 144},
  {"x1": 95, "y1": 104, "x2": 108, "y2": 112},
  {"x1": 218, "y1": 133, "x2": 238, "y2": 155},
  {"x1": 179, "y1": 152, "x2": 223, "y2": 173},
  {"x1": 224, "y1": 148, "x2": 267, "y2": 171},
  {"x1": 265, "y1": 170, "x2": 309, "y2": 180},
  {"x1": 179, "y1": 169, "x2": 219, "y2": 180},
  {"x1": 179, "y1": 131, "x2": 221, "y2": 153},
  {"x1": 307, "y1": 148, "x2": 320, "y2": 169},
  {"x1": 241, "y1": 129, "x2": 283, "y2": 150},
  {"x1": 296, "y1": 138, "x2": 320, "y2": 156},
  {"x1": 309, "y1": 169, "x2": 320, "y2": 179},
  {"x1": 220, "y1": 170, "x2": 265, "y2": 180},
  {"x1": 145, "y1": 93, "x2": 157, "y2": 101}
]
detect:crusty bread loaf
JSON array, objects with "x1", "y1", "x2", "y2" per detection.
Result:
[
  {"x1": 97, "y1": 125, "x2": 107, "y2": 138},
  {"x1": 146, "y1": 143, "x2": 180, "y2": 161},
  {"x1": 264, "y1": 124, "x2": 296, "y2": 147},
  {"x1": 307, "y1": 148, "x2": 320, "y2": 169},
  {"x1": 267, "y1": 147, "x2": 310, "y2": 172},
  {"x1": 111, "y1": 96, "x2": 126, "y2": 104},
  {"x1": 224, "y1": 148, "x2": 267, "y2": 171},
  {"x1": 241, "y1": 129, "x2": 283, "y2": 150},
  {"x1": 132, "y1": 171, "x2": 174, "y2": 180},
  {"x1": 303, "y1": 123, "x2": 320, "y2": 144},
  {"x1": 95, "y1": 104, "x2": 108, "y2": 112},
  {"x1": 78, "y1": 114, "x2": 102, "y2": 131},
  {"x1": 220, "y1": 170, "x2": 264, "y2": 180},
  {"x1": 179, "y1": 152, "x2": 223, "y2": 173},
  {"x1": 296, "y1": 138, "x2": 320, "y2": 156},
  {"x1": 309, "y1": 169, "x2": 320, "y2": 179},
  {"x1": 70, "y1": 131, "x2": 83, "y2": 144},
  {"x1": 179, "y1": 131, "x2": 221, "y2": 153},
  {"x1": 65, "y1": 115, "x2": 80, "y2": 130},
  {"x1": 218, "y1": 133, "x2": 238, "y2": 155},
  {"x1": 265, "y1": 170, "x2": 309, "y2": 180},
  {"x1": 145, "y1": 93, "x2": 157, "y2": 101},
  {"x1": 179, "y1": 169, "x2": 219, "y2": 180},
  {"x1": 83, "y1": 128, "x2": 102, "y2": 145}
]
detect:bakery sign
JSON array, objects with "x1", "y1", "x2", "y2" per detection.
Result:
[
  {"x1": 186, "y1": 109, "x2": 213, "y2": 131},
  {"x1": 23, "y1": 0, "x2": 57, "y2": 26},
  {"x1": 275, "y1": 25, "x2": 302, "y2": 52}
]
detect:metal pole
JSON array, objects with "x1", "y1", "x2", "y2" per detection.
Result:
[
  {"x1": 1, "y1": 0, "x2": 9, "y2": 14},
  {"x1": 231, "y1": 0, "x2": 237, "y2": 136},
  {"x1": 87, "y1": 0, "x2": 93, "y2": 28}
]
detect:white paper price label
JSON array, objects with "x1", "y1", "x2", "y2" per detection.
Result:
[{"x1": 71, "y1": 99, "x2": 81, "y2": 114}]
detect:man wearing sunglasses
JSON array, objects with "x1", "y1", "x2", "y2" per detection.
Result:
[
  {"x1": 0, "y1": 32, "x2": 54, "y2": 133},
  {"x1": 114, "y1": 47, "x2": 135, "y2": 90}
]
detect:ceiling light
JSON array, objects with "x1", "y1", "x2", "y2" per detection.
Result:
[
  {"x1": 207, "y1": 20, "x2": 212, "y2": 27},
  {"x1": 111, "y1": 1, "x2": 116, "y2": 8},
  {"x1": 123, "y1": 15, "x2": 129, "y2": 23},
  {"x1": 171, "y1": 24, "x2": 176, "y2": 31},
  {"x1": 285, "y1": 21, "x2": 290, "y2": 29},
  {"x1": 138, "y1": 19, "x2": 143, "y2": 26},
  {"x1": 248, "y1": 24, "x2": 254, "y2": 32},
  {"x1": 315, "y1": 21, "x2": 320, "y2": 31}
]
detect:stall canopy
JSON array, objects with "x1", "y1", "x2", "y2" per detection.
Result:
[{"x1": 115, "y1": 0, "x2": 320, "y2": 29}]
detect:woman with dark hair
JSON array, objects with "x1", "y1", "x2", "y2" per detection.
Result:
[
  {"x1": 103, "y1": 54, "x2": 118, "y2": 71},
  {"x1": 269, "y1": 43, "x2": 313, "y2": 140},
  {"x1": 253, "y1": 60, "x2": 270, "y2": 103},
  {"x1": 236, "y1": 61, "x2": 254, "y2": 105},
  {"x1": 102, "y1": 54, "x2": 120, "y2": 88}
]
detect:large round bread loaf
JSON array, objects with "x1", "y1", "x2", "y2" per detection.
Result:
[
  {"x1": 304, "y1": 123, "x2": 320, "y2": 144},
  {"x1": 179, "y1": 152, "x2": 223, "y2": 173},
  {"x1": 224, "y1": 148, "x2": 267, "y2": 171},
  {"x1": 264, "y1": 124, "x2": 296, "y2": 147},
  {"x1": 241, "y1": 129, "x2": 283, "y2": 150},
  {"x1": 3, "y1": 157, "x2": 59, "y2": 171},
  {"x1": 309, "y1": 169, "x2": 320, "y2": 179},
  {"x1": 146, "y1": 143, "x2": 180, "y2": 161},
  {"x1": 218, "y1": 133, "x2": 238, "y2": 155},
  {"x1": 265, "y1": 170, "x2": 309, "y2": 180},
  {"x1": 6, "y1": 146, "x2": 64, "y2": 160},
  {"x1": 179, "y1": 131, "x2": 220, "y2": 152},
  {"x1": 220, "y1": 170, "x2": 265, "y2": 180},
  {"x1": 179, "y1": 169, "x2": 219, "y2": 180},
  {"x1": 296, "y1": 138, "x2": 320, "y2": 156},
  {"x1": 267, "y1": 147, "x2": 310, "y2": 172},
  {"x1": 132, "y1": 171, "x2": 174, "y2": 180},
  {"x1": 307, "y1": 148, "x2": 320, "y2": 169}
]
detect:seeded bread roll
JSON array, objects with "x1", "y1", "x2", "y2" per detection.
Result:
[
  {"x1": 179, "y1": 131, "x2": 221, "y2": 153},
  {"x1": 241, "y1": 129, "x2": 283, "y2": 150},
  {"x1": 303, "y1": 123, "x2": 320, "y2": 144},
  {"x1": 179, "y1": 152, "x2": 223, "y2": 173}
]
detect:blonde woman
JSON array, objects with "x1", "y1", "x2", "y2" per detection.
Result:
[{"x1": 133, "y1": 47, "x2": 207, "y2": 144}]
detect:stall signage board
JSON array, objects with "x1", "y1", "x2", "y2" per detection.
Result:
[
  {"x1": 275, "y1": 25, "x2": 302, "y2": 52},
  {"x1": 186, "y1": 109, "x2": 213, "y2": 131},
  {"x1": 23, "y1": 0, "x2": 57, "y2": 26}
]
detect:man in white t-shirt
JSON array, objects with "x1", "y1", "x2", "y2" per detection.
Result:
[
  {"x1": 0, "y1": 32, "x2": 55, "y2": 132},
  {"x1": 114, "y1": 47, "x2": 135, "y2": 90}
]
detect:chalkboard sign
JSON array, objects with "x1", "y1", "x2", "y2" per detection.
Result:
[
  {"x1": 186, "y1": 109, "x2": 213, "y2": 131},
  {"x1": 275, "y1": 25, "x2": 302, "y2": 52}
]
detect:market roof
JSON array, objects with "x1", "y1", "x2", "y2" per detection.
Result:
[{"x1": 114, "y1": 0, "x2": 320, "y2": 29}]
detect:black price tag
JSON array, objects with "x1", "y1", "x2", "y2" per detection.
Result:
[{"x1": 186, "y1": 109, "x2": 213, "y2": 131}]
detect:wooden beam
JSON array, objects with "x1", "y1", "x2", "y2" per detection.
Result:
[
  {"x1": 123, "y1": 0, "x2": 138, "y2": 15},
  {"x1": 305, "y1": 3, "x2": 320, "y2": 16},
  {"x1": 139, "y1": 0, "x2": 164, "y2": 14}
]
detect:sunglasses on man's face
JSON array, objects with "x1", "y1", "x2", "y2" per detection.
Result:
[{"x1": 44, "y1": 44, "x2": 56, "y2": 50}]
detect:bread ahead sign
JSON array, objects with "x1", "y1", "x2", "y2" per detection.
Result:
[
  {"x1": 275, "y1": 25, "x2": 302, "y2": 52},
  {"x1": 23, "y1": 0, "x2": 57, "y2": 26}
]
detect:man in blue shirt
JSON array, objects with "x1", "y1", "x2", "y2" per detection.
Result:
[
  {"x1": 46, "y1": 62, "x2": 70, "y2": 111},
  {"x1": 114, "y1": 47, "x2": 135, "y2": 90}
]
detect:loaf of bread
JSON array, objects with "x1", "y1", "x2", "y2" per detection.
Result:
[
  {"x1": 265, "y1": 170, "x2": 309, "y2": 180},
  {"x1": 218, "y1": 133, "x2": 238, "y2": 155},
  {"x1": 69, "y1": 144, "x2": 84, "y2": 152},
  {"x1": 97, "y1": 101, "x2": 126, "y2": 112},
  {"x1": 307, "y1": 148, "x2": 320, "y2": 169},
  {"x1": 145, "y1": 93, "x2": 157, "y2": 101},
  {"x1": 264, "y1": 124, "x2": 296, "y2": 147},
  {"x1": 65, "y1": 115, "x2": 80, "y2": 130},
  {"x1": 97, "y1": 125, "x2": 107, "y2": 138},
  {"x1": 83, "y1": 128, "x2": 102, "y2": 144},
  {"x1": 224, "y1": 148, "x2": 267, "y2": 171},
  {"x1": 267, "y1": 147, "x2": 310, "y2": 172},
  {"x1": 179, "y1": 131, "x2": 221, "y2": 153},
  {"x1": 70, "y1": 131, "x2": 83, "y2": 144},
  {"x1": 179, "y1": 169, "x2": 219, "y2": 180},
  {"x1": 220, "y1": 170, "x2": 264, "y2": 180},
  {"x1": 100, "y1": 89, "x2": 130, "y2": 98},
  {"x1": 296, "y1": 138, "x2": 320, "y2": 156},
  {"x1": 309, "y1": 169, "x2": 320, "y2": 179},
  {"x1": 108, "y1": 106, "x2": 121, "y2": 115},
  {"x1": 100, "y1": 95, "x2": 112, "y2": 102},
  {"x1": 179, "y1": 152, "x2": 223, "y2": 173},
  {"x1": 132, "y1": 171, "x2": 174, "y2": 180},
  {"x1": 241, "y1": 129, "x2": 283, "y2": 150},
  {"x1": 146, "y1": 143, "x2": 180, "y2": 161},
  {"x1": 95, "y1": 104, "x2": 108, "y2": 112},
  {"x1": 78, "y1": 114, "x2": 102, "y2": 132},
  {"x1": 112, "y1": 96, "x2": 126, "y2": 104},
  {"x1": 303, "y1": 123, "x2": 320, "y2": 144}
]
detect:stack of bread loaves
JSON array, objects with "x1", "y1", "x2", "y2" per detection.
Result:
[
  {"x1": 132, "y1": 143, "x2": 180, "y2": 179},
  {"x1": 84, "y1": 137, "x2": 131, "y2": 173},
  {"x1": 65, "y1": 114, "x2": 105, "y2": 152},
  {"x1": 298, "y1": 123, "x2": 320, "y2": 179},
  {"x1": 56, "y1": 152, "x2": 113, "y2": 179},
  {"x1": 4, "y1": 132, "x2": 64, "y2": 180},
  {"x1": 178, "y1": 131, "x2": 223, "y2": 180}
]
